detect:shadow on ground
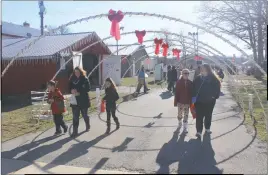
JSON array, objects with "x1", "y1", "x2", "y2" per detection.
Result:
[
  {"x1": 159, "y1": 91, "x2": 173, "y2": 100},
  {"x1": 156, "y1": 129, "x2": 223, "y2": 174}
]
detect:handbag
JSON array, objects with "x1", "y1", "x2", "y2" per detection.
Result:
[
  {"x1": 69, "y1": 94, "x2": 77, "y2": 105},
  {"x1": 191, "y1": 79, "x2": 205, "y2": 119}
]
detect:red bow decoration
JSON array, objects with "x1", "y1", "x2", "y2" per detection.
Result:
[
  {"x1": 108, "y1": 9, "x2": 124, "y2": 40},
  {"x1": 154, "y1": 38, "x2": 163, "y2": 55},
  {"x1": 121, "y1": 56, "x2": 127, "y2": 64},
  {"x1": 135, "y1": 30, "x2": 146, "y2": 44},
  {"x1": 194, "y1": 55, "x2": 203, "y2": 61},
  {"x1": 172, "y1": 48, "x2": 181, "y2": 60},
  {"x1": 162, "y1": 43, "x2": 169, "y2": 57}
]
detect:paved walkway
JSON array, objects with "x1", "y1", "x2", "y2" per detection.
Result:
[{"x1": 1, "y1": 82, "x2": 267, "y2": 174}]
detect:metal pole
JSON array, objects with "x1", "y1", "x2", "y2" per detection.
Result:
[
  {"x1": 40, "y1": 13, "x2": 44, "y2": 35},
  {"x1": 116, "y1": 40, "x2": 119, "y2": 55},
  {"x1": 197, "y1": 29, "x2": 199, "y2": 56}
]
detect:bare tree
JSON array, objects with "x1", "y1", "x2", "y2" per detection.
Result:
[
  {"x1": 198, "y1": 1, "x2": 266, "y2": 65},
  {"x1": 45, "y1": 25, "x2": 71, "y2": 35}
]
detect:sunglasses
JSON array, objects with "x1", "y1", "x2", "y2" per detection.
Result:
[{"x1": 183, "y1": 73, "x2": 189, "y2": 75}]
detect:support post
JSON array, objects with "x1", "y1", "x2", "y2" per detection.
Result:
[{"x1": 248, "y1": 94, "x2": 254, "y2": 121}]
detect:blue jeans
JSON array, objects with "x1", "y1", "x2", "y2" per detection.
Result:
[{"x1": 71, "y1": 106, "x2": 90, "y2": 133}]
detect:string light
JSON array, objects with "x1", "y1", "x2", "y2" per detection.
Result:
[{"x1": 2, "y1": 11, "x2": 266, "y2": 78}]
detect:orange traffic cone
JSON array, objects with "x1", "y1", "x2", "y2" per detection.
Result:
[
  {"x1": 101, "y1": 100, "x2": 106, "y2": 113},
  {"x1": 190, "y1": 103, "x2": 196, "y2": 119}
]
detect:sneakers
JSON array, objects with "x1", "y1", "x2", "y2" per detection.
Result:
[
  {"x1": 195, "y1": 132, "x2": 201, "y2": 138},
  {"x1": 54, "y1": 131, "x2": 62, "y2": 136},
  {"x1": 205, "y1": 129, "x2": 212, "y2": 134}
]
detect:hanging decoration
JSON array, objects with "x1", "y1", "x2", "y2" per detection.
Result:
[
  {"x1": 154, "y1": 38, "x2": 163, "y2": 55},
  {"x1": 172, "y1": 48, "x2": 182, "y2": 61},
  {"x1": 135, "y1": 30, "x2": 146, "y2": 44},
  {"x1": 108, "y1": 9, "x2": 124, "y2": 40},
  {"x1": 162, "y1": 43, "x2": 169, "y2": 57}
]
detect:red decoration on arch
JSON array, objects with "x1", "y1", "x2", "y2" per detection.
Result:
[
  {"x1": 154, "y1": 38, "x2": 163, "y2": 55},
  {"x1": 135, "y1": 30, "x2": 146, "y2": 44},
  {"x1": 172, "y1": 48, "x2": 181, "y2": 60},
  {"x1": 108, "y1": 9, "x2": 124, "y2": 40},
  {"x1": 162, "y1": 43, "x2": 169, "y2": 57}
]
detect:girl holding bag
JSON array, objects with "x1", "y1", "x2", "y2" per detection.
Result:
[
  {"x1": 47, "y1": 80, "x2": 68, "y2": 135},
  {"x1": 103, "y1": 78, "x2": 120, "y2": 134},
  {"x1": 192, "y1": 64, "x2": 221, "y2": 139},
  {"x1": 69, "y1": 67, "x2": 91, "y2": 137},
  {"x1": 174, "y1": 69, "x2": 193, "y2": 133}
]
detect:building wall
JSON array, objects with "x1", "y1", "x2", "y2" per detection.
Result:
[
  {"x1": 130, "y1": 49, "x2": 148, "y2": 75},
  {"x1": 2, "y1": 59, "x2": 57, "y2": 95}
]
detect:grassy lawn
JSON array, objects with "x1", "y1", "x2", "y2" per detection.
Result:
[
  {"x1": 229, "y1": 74, "x2": 267, "y2": 141},
  {"x1": 2, "y1": 91, "x2": 128, "y2": 142}
]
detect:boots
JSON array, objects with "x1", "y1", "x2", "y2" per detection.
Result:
[
  {"x1": 71, "y1": 126, "x2": 78, "y2": 137},
  {"x1": 183, "y1": 122, "x2": 188, "y2": 133},
  {"x1": 106, "y1": 120, "x2": 111, "y2": 134},
  {"x1": 84, "y1": 117, "x2": 90, "y2": 132},
  {"x1": 114, "y1": 118, "x2": 120, "y2": 130}
]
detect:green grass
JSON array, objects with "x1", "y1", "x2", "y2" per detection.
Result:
[
  {"x1": 229, "y1": 75, "x2": 267, "y2": 142},
  {"x1": 2, "y1": 92, "x2": 128, "y2": 142}
]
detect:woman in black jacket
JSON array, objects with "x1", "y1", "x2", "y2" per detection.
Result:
[
  {"x1": 103, "y1": 78, "x2": 120, "y2": 134},
  {"x1": 69, "y1": 67, "x2": 91, "y2": 137},
  {"x1": 192, "y1": 64, "x2": 220, "y2": 139}
]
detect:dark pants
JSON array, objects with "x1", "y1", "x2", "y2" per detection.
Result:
[
  {"x1": 163, "y1": 72, "x2": 167, "y2": 80},
  {"x1": 71, "y1": 106, "x2": 90, "y2": 134},
  {"x1": 106, "y1": 102, "x2": 119, "y2": 129},
  {"x1": 136, "y1": 79, "x2": 148, "y2": 93},
  {"x1": 53, "y1": 114, "x2": 67, "y2": 133},
  {"x1": 167, "y1": 81, "x2": 175, "y2": 92},
  {"x1": 195, "y1": 100, "x2": 216, "y2": 133}
]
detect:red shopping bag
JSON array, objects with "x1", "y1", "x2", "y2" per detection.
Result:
[
  {"x1": 101, "y1": 100, "x2": 106, "y2": 113},
  {"x1": 190, "y1": 104, "x2": 196, "y2": 119}
]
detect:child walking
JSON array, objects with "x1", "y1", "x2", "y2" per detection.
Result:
[
  {"x1": 47, "y1": 80, "x2": 68, "y2": 135},
  {"x1": 174, "y1": 69, "x2": 193, "y2": 133},
  {"x1": 103, "y1": 78, "x2": 120, "y2": 134}
]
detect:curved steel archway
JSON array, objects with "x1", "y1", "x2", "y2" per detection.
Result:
[{"x1": 3, "y1": 11, "x2": 266, "y2": 77}]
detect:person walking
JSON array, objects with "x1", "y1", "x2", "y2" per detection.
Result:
[
  {"x1": 69, "y1": 67, "x2": 91, "y2": 137},
  {"x1": 192, "y1": 64, "x2": 221, "y2": 138},
  {"x1": 47, "y1": 80, "x2": 68, "y2": 135},
  {"x1": 136, "y1": 65, "x2": 150, "y2": 94},
  {"x1": 174, "y1": 69, "x2": 193, "y2": 133},
  {"x1": 170, "y1": 66, "x2": 178, "y2": 93},
  {"x1": 163, "y1": 63, "x2": 168, "y2": 81},
  {"x1": 103, "y1": 78, "x2": 120, "y2": 134},
  {"x1": 167, "y1": 65, "x2": 172, "y2": 91}
]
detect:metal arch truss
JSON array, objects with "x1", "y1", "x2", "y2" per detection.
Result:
[{"x1": 2, "y1": 11, "x2": 266, "y2": 77}]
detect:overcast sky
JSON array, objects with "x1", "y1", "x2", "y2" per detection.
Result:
[{"x1": 2, "y1": 1, "x2": 252, "y2": 57}]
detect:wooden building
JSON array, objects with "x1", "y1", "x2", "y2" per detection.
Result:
[{"x1": 2, "y1": 32, "x2": 111, "y2": 98}]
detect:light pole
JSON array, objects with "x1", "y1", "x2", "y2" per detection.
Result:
[
  {"x1": 188, "y1": 30, "x2": 199, "y2": 65},
  {"x1": 38, "y1": 1, "x2": 45, "y2": 35}
]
